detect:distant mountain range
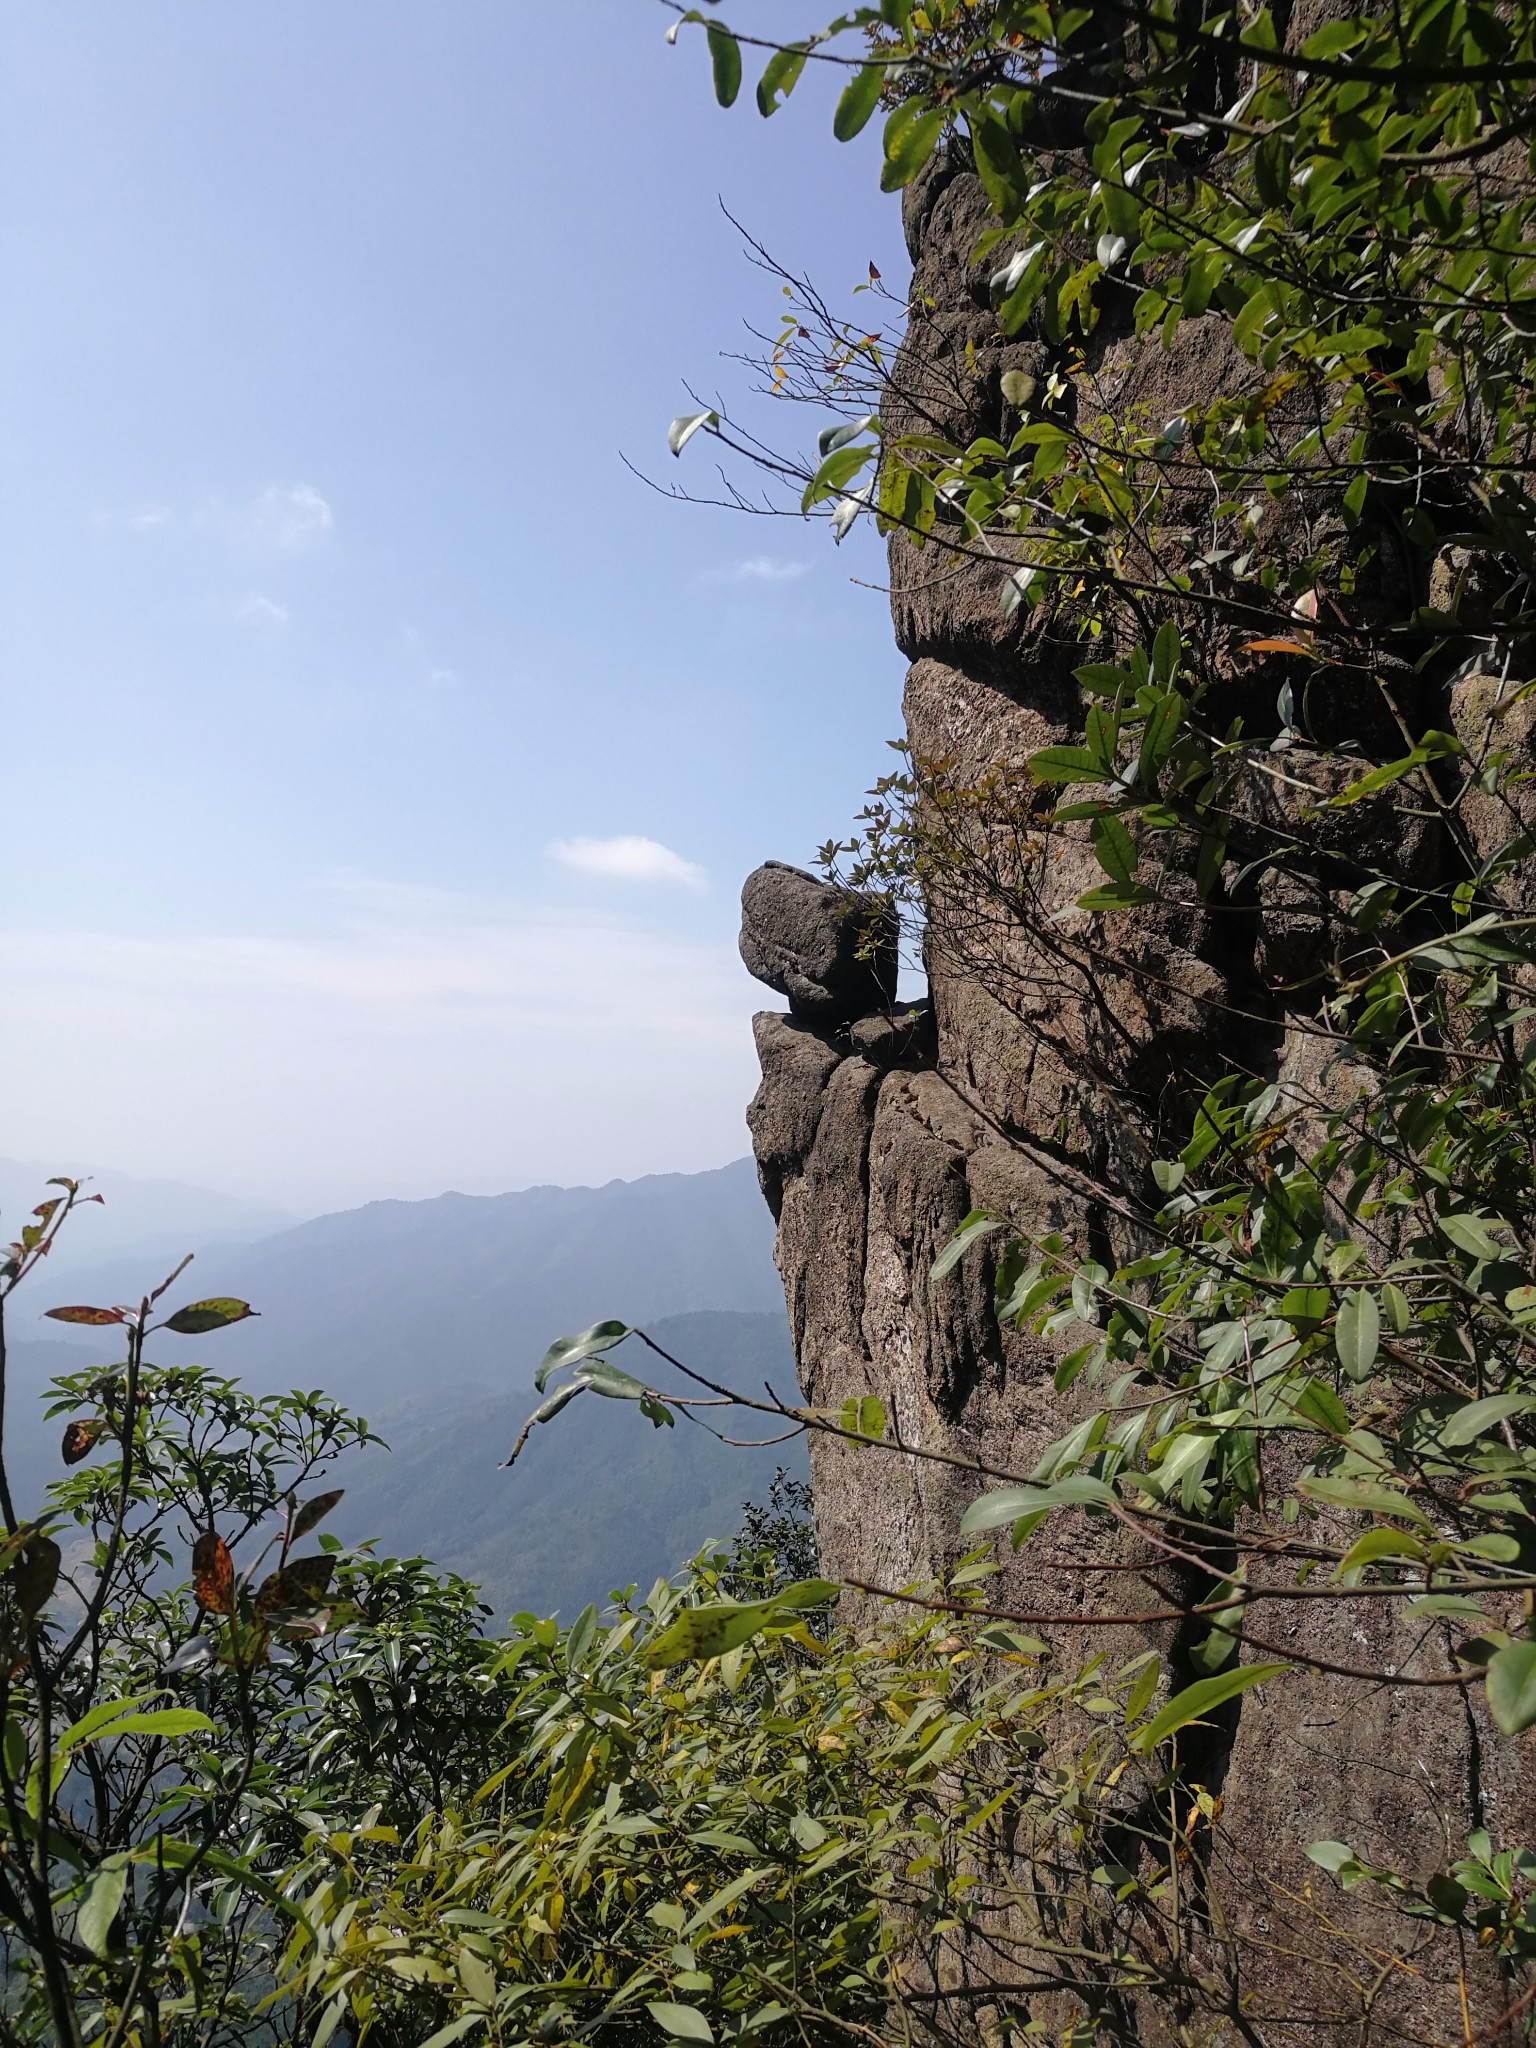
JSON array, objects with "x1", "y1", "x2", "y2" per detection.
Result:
[
  {"x1": 2, "y1": 1160, "x2": 803, "y2": 1615},
  {"x1": 0, "y1": 1157, "x2": 296, "y2": 1279}
]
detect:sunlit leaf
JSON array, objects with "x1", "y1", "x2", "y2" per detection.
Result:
[
  {"x1": 192, "y1": 1532, "x2": 235, "y2": 1616},
  {"x1": 648, "y1": 2003, "x2": 715, "y2": 2044},
  {"x1": 668, "y1": 410, "x2": 718, "y2": 457},
  {"x1": 1487, "y1": 1641, "x2": 1536, "y2": 1735},
  {"x1": 76, "y1": 1856, "x2": 128, "y2": 1958},
  {"x1": 162, "y1": 1297, "x2": 257, "y2": 1335},
  {"x1": 1129, "y1": 1664, "x2": 1288, "y2": 1752},
  {"x1": 536, "y1": 1320, "x2": 634, "y2": 1392}
]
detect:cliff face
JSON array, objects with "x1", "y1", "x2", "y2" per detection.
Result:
[{"x1": 741, "y1": 152, "x2": 1534, "y2": 2044}]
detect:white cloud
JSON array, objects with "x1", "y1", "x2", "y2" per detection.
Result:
[
  {"x1": 0, "y1": 887, "x2": 759, "y2": 1210},
  {"x1": 128, "y1": 504, "x2": 173, "y2": 531},
  {"x1": 548, "y1": 835, "x2": 706, "y2": 890},
  {"x1": 235, "y1": 593, "x2": 290, "y2": 630},
  {"x1": 710, "y1": 556, "x2": 807, "y2": 584},
  {"x1": 251, "y1": 483, "x2": 333, "y2": 551}
]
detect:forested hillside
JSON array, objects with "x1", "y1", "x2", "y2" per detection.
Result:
[
  {"x1": 8, "y1": 1162, "x2": 793, "y2": 1615},
  {"x1": 28, "y1": 1157, "x2": 779, "y2": 1405}
]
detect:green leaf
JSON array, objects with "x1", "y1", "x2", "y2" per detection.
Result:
[
  {"x1": 817, "y1": 413, "x2": 879, "y2": 458},
  {"x1": 58, "y1": 1700, "x2": 213, "y2": 1758},
  {"x1": 1440, "y1": 1213, "x2": 1506, "y2": 1263},
  {"x1": 880, "y1": 100, "x2": 945, "y2": 193},
  {"x1": 1335, "y1": 1289, "x2": 1379, "y2": 1383},
  {"x1": 1336, "y1": 1528, "x2": 1424, "y2": 1576},
  {"x1": 535, "y1": 1321, "x2": 634, "y2": 1392},
  {"x1": 1296, "y1": 1476, "x2": 1433, "y2": 1529},
  {"x1": 839, "y1": 1394, "x2": 886, "y2": 1441},
  {"x1": 801, "y1": 441, "x2": 875, "y2": 511},
  {"x1": 1091, "y1": 814, "x2": 1137, "y2": 885},
  {"x1": 756, "y1": 44, "x2": 808, "y2": 116},
  {"x1": 576, "y1": 1361, "x2": 650, "y2": 1401},
  {"x1": 76, "y1": 1856, "x2": 128, "y2": 1958},
  {"x1": 1151, "y1": 620, "x2": 1181, "y2": 685},
  {"x1": 1076, "y1": 883, "x2": 1155, "y2": 913},
  {"x1": 931, "y1": 1212, "x2": 1002, "y2": 1280},
  {"x1": 1440, "y1": 1395, "x2": 1536, "y2": 1447},
  {"x1": 706, "y1": 24, "x2": 741, "y2": 107},
  {"x1": 1305, "y1": 1838, "x2": 1357, "y2": 1873},
  {"x1": 1286, "y1": 1376, "x2": 1350, "y2": 1435},
  {"x1": 834, "y1": 63, "x2": 884, "y2": 142},
  {"x1": 162, "y1": 1298, "x2": 257, "y2": 1335},
  {"x1": 1129, "y1": 1663, "x2": 1288, "y2": 1751},
  {"x1": 1486, "y1": 1640, "x2": 1536, "y2": 1735},
  {"x1": 648, "y1": 2003, "x2": 715, "y2": 2044},
  {"x1": 1029, "y1": 745, "x2": 1105, "y2": 784},
  {"x1": 769, "y1": 1577, "x2": 840, "y2": 1612},
  {"x1": 644, "y1": 1577, "x2": 836, "y2": 1668},
  {"x1": 959, "y1": 1474, "x2": 1115, "y2": 1535}
]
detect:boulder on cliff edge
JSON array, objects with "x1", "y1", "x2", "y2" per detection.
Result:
[{"x1": 739, "y1": 861, "x2": 898, "y2": 1027}]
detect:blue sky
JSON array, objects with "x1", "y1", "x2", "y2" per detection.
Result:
[{"x1": 0, "y1": 3, "x2": 912, "y2": 1211}]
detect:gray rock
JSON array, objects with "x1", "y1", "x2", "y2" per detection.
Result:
[
  {"x1": 739, "y1": 862, "x2": 898, "y2": 1026},
  {"x1": 848, "y1": 1000, "x2": 937, "y2": 1069}
]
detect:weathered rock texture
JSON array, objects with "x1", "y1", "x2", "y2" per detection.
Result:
[
  {"x1": 741, "y1": 148, "x2": 1535, "y2": 2045},
  {"x1": 739, "y1": 860, "x2": 899, "y2": 1026}
]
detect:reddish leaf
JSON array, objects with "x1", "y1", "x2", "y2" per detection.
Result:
[
  {"x1": 163, "y1": 1298, "x2": 257, "y2": 1336},
  {"x1": 1242, "y1": 638, "x2": 1315, "y2": 657},
  {"x1": 869, "y1": 261, "x2": 882, "y2": 282},
  {"x1": 45, "y1": 1306, "x2": 125, "y2": 1327},
  {"x1": 192, "y1": 1533, "x2": 235, "y2": 1616},
  {"x1": 13, "y1": 1536, "x2": 61, "y2": 1622},
  {"x1": 61, "y1": 1420, "x2": 107, "y2": 1466}
]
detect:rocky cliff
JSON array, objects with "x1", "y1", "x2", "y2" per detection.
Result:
[{"x1": 739, "y1": 147, "x2": 1534, "y2": 2045}]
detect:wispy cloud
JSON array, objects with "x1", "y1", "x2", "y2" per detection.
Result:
[
  {"x1": 90, "y1": 503, "x2": 174, "y2": 532},
  {"x1": 0, "y1": 886, "x2": 758, "y2": 1208},
  {"x1": 235, "y1": 593, "x2": 290, "y2": 630},
  {"x1": 708, "y1": 556, "x2": 808, "y2": 584},
  {"x1": 250, "y1": 483, "x2": 333, "y2": 551},
  {"x1": 548, "y1": 835, "x2": 706, "y2": 890}
]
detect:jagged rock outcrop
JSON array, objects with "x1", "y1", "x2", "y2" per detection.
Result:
[
  {"x1": 739, "y1": 860, "x2": 899, "y2": 1026},
  {"x1": 741, "y1": 147, "x2": 1535, "y2": 2045}
]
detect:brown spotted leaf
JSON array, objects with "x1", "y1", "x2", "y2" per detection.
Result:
[
  {"x1": 45, "y1": 1306, "x2": 125, "y2": 1327},
  {"x1": 192, "y1": 1533, "x2": 234, "y2": 1616},
  {"x1": 61, "y1": 1420, "x2": 107, "y2": 1466},
  {"x1": 13, "y1": 1536, "x2": 61, "y2": 1622},
  {"x1": 289, "y1": 1490, "x2": 343, "y2": 1542},
  {"x1": 163, "y1": 1298, "x2": 257, "y2": 1335},
  {"x1": 255, "y1": 1555, "x2": 335, "y2": 1620}
]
